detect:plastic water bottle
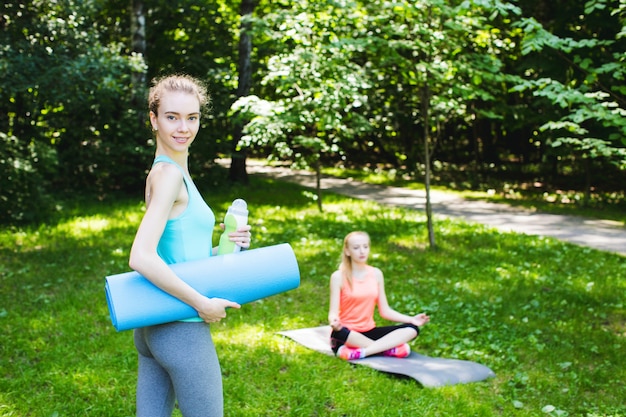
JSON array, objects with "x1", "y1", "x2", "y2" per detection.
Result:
[{"x1": 217, "y1": 199, "x2": 248, "y2": 255}]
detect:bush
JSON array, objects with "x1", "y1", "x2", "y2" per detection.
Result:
[{"x1": 0, "y1": 132, "x2": 56, "y2": 224}]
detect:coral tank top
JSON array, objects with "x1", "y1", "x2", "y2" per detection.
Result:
[{"x1": 339, "y1": 266, "x2": 379, "y2": 332}]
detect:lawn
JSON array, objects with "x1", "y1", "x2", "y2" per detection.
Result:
[{"x1": 1, "y1": 174, "x2": 624, "y2": 416}]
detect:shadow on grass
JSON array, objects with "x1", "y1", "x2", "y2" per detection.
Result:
[{"x1": 1, "y1": 176, "x2": 625, "y2": 416}]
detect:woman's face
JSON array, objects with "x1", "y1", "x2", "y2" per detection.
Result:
[
  {"x1": 150, "y1": 91, "x2": 201, "y2": 154},
  {"x1": 345, "y1": 233, "x2": 370, "y2": 264}
]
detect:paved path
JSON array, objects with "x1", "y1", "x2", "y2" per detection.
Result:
[{"x1": 226, "y1": 159, "x2": 626, "y2": 257}]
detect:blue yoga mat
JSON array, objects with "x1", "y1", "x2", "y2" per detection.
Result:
[{"x1": 105, "y1": 243, "x2": 300, "y2": 331}]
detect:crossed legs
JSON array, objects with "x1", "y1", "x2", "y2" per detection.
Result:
[{"x1": 330, "y1": 323, "x2": 419, "y2": 357}]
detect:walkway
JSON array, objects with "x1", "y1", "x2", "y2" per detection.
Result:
[{"x1": 225, "y1": 159, "x2": 626, "y2": 257}]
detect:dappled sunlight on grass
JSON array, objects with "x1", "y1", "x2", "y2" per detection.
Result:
[
  {"x1": 1, "y1": 176, "x2": 625, "y2": 416},
  {"x1": 57, "y1": 216, "x2": 112, "y2": 237},
  {"x1": 215, "y1": 322, "x2": 310, "y2": 357},
  {"x1": 54, "y1": 208, "x2": 143, "y2": 238},
  {"x1": 215, "y1": 322, "x2": 277, "y2": 348}
]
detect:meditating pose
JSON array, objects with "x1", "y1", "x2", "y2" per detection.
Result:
[
  {"x1": 128, "y1": 74, "x2": 251, "y2": 417},
  {"x1": 328, "y1": 231, "x2": 430, "y2": 360}
]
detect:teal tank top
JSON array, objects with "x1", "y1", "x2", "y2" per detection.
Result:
[
  {"x1": 153, "y1": 156, "x2": 215, "y2": 322},
  {"x1": 154, "y1": 155, "x2": 216, "y2": 264}
]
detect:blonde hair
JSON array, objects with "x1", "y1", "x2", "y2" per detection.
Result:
[
  {"x1": 148, "y1": 74, "x2": 210, "y2": 116},
  {"x1": 339, "y1": 231, "x2": 370, "y2": 289}
]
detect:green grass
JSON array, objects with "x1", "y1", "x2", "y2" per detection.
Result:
[{"x1": 1, "y1": 174, "x2": 625, "y2": 416}]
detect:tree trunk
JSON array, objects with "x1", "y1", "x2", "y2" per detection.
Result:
[
  {"x1": 228, "y1": 0, "x2": 256, "y2": 183},
  {"x1": 129, "y1": 0, "x2": 147, "y2": 139},
  {"x1": 421, "y1": 84, "x2": 436, "y2": 249},
  {"x1": 130, "y1": 0, "x2": 146, "y2": 106},
  {"x1": 583, "y1": 156, "x2": 591, "y2": 207},
  {"x1": 315, "y1": 157, "x2": 323, "y2": 212}
]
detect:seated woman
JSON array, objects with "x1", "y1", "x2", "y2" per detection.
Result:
[{"x1": 328, "y1": 231, "x2": 430, "y2": 360}]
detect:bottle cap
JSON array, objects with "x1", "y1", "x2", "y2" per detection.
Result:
[{"x1": 229, "y1": 199, "x2": 248, "y2": 216}]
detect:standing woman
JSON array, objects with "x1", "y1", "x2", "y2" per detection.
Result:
[
  {"x1": 129, "y1": 74, "x2": 251, "y2": 417},
  {"x1": 328, "y1": 231, "x2": 430, "y2": 360}
]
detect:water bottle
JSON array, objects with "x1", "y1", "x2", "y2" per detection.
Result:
[{"x1": 217, "y1": 199, "x2": 248, "y2": 255}]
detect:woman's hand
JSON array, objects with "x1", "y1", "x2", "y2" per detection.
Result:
[
  {"x1": 329, "y1": 317, "x2": 342, "y2": 331},
  {"x1": 411, "y1": 312, "x2": 430, "y2": 327},
  {"x1": 196, "y1": 297, "x2": 241, "y2": 323},
  {"x1": 221, "y1": 224, "x2": 252, "y2": 250}
]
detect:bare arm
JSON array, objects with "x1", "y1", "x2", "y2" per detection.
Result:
[
  {"x1": 328, "y1": 271, "x2": 343, "y2": 330},
  {"x1": 129, "y1": 164, "x2": 239, "y2": 322},
  {"x1": 375, "y1": 268, "x2": 430, "y2": 326}
]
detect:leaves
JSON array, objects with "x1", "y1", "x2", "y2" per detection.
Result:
[
  {"x1": 510, "y1": 5, "x2": 626, "y2": 170},
  {"x1": 2, "y1": 0, "x2": 625, "y2": 226}
]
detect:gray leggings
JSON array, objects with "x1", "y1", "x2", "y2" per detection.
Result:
[{"x1": 133, "y1": 321, "x2": 223, "y2": 417}]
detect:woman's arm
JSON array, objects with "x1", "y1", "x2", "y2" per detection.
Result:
[
  {"x1": 328, "y1": 271, "x2": 343, "y2": 330},
  {"x1": 129, "y1": 165, "x2": 239, "y2": 321},
  {"x1": 375, "y1": 268, "x2": 430, "y2": 326}
]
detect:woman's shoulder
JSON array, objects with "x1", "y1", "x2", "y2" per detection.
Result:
[
  {"x1": 367, "y1": 265, "x2": 383, "y2": 274},
  {"x1": 367, "y1": 265, "x2": 384, "y2": 280},
  {"x1": 148, "y1": 162, "x2": 183, "y2": 186},
  {"x1": 151, "y1": 159, "x2": 183, "y2": 175},
  {"x1": 146, "y1": 163, "x2": 184, "y2": 202},
  {"x1": 331, "y1": 270, "x2": 348, "y2": 289}
]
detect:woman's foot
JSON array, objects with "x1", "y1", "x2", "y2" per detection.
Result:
[
  {"x1": 382, "y1": 343, "x2": 411, "y2": 358},
  {"x1": 337, "y1": 345, "x2": 365, "y2": 360}
]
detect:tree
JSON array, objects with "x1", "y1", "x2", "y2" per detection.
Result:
[
  {"x1": 231, "y1": 0, "x2": 371, "y2": 211},
  {"x1": 233, "y1": 0, "x2": 524, "y2": 234},
  {"x1": 143, "y1": 0, "x2": 242, "y2": 182},
  {"x1": 228, "y1": 0, "x2": 258, "y2": 184},
  {"x1": 345, "y1": 0, "x2": 522, "y2": 248},
  {"x1": 0, "y1": 0, "x2": 146, "y2": 223},
  {"x1": 510, "y1": 0, "x2": 626, "y2": 205},
  {"x1": 130, "y1": 0, "x2": 148, "y2": 117}
]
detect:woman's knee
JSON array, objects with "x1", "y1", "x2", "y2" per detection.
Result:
[
  {"x1": 400, "y1": 323, "x2": 420, "y2": 339},
  {"x1": 330, "y1": 326, "x2": 351, "y2": 353}
]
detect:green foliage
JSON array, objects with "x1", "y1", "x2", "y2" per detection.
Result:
[
  {"x1": 1, "y1": 178, "x2": 625, "y2": 416},
  {"x1": 0, "y1": 0, "x2": 150, "y2": 224},
  {"x1": 142, "y1": 0, "x2": 242, "y2": 173},
  {"x1": 235, "y1": 0, "x2": 525, "y2": 171},
  {"x1": 2, "y1": 0, "x2": 625, "y2": 227},
  {"x1": 354, "y1": 0, "x2": 524, "y2": 170},
  {"x1": 232, "y1": 0, "x2": 372, "y2": 170},
  {"x1": 0, "y1": 132, "x2": 56, "y2": 223},
  {"x1": 510, "y1": 0, "x2": 626, "y2": 169},
  {"x1": 0, "y1": 0, "x2": 252, "y2": 225}
]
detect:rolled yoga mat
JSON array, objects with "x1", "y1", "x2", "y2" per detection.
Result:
[{"x1": 105, "y1": 243, "x2": 300, "y2": 331}]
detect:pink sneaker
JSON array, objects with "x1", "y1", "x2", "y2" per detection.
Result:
[
  {"x1": 383, "y1": 343, "x2": 411, "y2": 358},
  {"x1": 337, "y1": 346, "x2": 364, "y2": 360}
]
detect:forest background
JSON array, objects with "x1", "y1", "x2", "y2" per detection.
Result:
[
  {"x1": 1, "y1": 0, "x2": 625, "y2": 225},
  {"x1": 1, "y1": 2, "x2": 626, "y2": 416}
]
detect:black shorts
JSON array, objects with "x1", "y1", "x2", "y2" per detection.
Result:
[{"x1": 330, "y1": 323, "x2": 419, "y2": 354}]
